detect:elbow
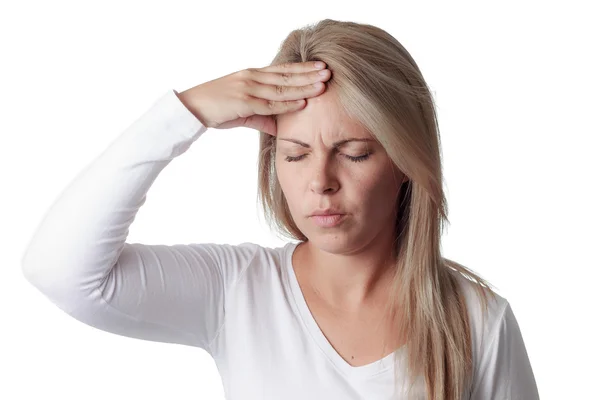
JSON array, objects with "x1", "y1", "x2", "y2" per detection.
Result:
[
  {"x1": 21, "y1": 247, "x2": 43, "y2": 287},
  {"x1": 20, "y1": 247, "x2": 100, "y2": 309}
]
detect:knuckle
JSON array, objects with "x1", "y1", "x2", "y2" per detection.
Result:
[
  {"x1": 266, "y1": 99, "x2": 277, "y2": 110},
  {"x1": 245, "y1": 68, "x2": 259, "y2": 79},
  {"x1": 239, "y1": 69, "x2": 255, "y2": 83},
  {"x1": 240, "y1": 91, "x2": 253, "y2": 102},
  {"x1": 237, "y1": 78, "x2": 253, "y2": 91},
  {"x1": 303, "y1": 83, "x2": 315, "y2": 92},
  {"x1": 280, "y1": 72, "x2": 292, "y2": 83},
  {"x1": 237, "y1": 69, "x2": 251, "y2": 79},
  {"x1": 275, "y1": 85, "x2": 285, "y2": 95},
  {"x1": 281, "y1": 62, "x2": 293, "y2": 70}
]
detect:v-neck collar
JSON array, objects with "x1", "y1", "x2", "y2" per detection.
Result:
[{"x1": 282, "y1": 241, "x2": 403, "y2": 379}]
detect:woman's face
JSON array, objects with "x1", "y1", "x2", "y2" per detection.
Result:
[{"x1": 275, "y1": 89, "x2": 406, "y2": 254}]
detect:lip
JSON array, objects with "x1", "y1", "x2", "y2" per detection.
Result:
[
  {"x1": 310, "y1": 209, "x2": 345, "y2": 216},
  {"x1": 310, "y1": 214, "x2": 346, "y2": 228}
]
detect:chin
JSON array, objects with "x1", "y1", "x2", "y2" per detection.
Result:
[{"x1": 303, "y1": 229, "x2": 359, "y2": 255}]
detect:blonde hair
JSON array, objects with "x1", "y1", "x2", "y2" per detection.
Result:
[{"x1": 257, "y1": 19, "x2": 497, "y2": 400}]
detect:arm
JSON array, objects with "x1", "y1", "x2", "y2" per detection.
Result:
[
  {"x1": 470, "y1": 302, "x2": 540, "y2": 399},
  {"x1": 20, "y1": 89, "x2": 254, "y2": 352}
]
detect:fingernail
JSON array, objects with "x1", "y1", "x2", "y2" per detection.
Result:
[{"x1": 314, "y1": 61, "x2": 325, "y2": 68}]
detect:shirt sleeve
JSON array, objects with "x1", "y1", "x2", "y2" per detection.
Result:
[
  {"x1": 20, "y1": 89, "x2": 256, "y2": 353},
  {"x1": 470, "y1": 302, "x2": 540, "y2": 400}
]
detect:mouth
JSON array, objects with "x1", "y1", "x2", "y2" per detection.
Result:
[
  {"x1": 309, "y1": 214, "x2": 346, "y2": 228},
  {"x1": 309, "y1": 208, "x2": 345, "y2": 217}
]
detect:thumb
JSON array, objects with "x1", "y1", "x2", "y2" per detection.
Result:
[
  {"x1": 214, "y1": 115, "x2": 277, "y2": 136},
  {"x1": 243, "y1": 115, "x2": 277, "y2": 136}
]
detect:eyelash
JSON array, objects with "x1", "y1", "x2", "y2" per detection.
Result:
[{"x1": 284, "y1": 153, "x2": 371, "y2": 163}]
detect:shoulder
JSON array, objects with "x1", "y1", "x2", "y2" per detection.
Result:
[
  {"x1": 451, "y1": 271, "x2": 539, "y2": 397},
  {"x1": 204, "y1": 240, "x2": 297, "y2": 280},
  {"x1": 451, "y1": 271, "x2": 509, "y2": 358},
  {"x1": 451, "y1": 273, "x2": 540, "y2": 398},
  {"x1": 239, "y1": 241, "x2": 298, "y2": 277}
]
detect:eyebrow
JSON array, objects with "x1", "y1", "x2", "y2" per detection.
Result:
[{"x1": 277, "y1": 138, "x2": 374, "y2": 148}]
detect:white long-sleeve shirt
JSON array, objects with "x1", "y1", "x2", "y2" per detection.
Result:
[{"x1": 21, "y1": 88, "x2": 539, "y2": 400}]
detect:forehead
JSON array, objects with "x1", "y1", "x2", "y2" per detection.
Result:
[{"x1": 276, "y1": 89, "x2": 368, "y2": 140}]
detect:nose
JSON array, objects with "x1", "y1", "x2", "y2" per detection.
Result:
[{"x1": 308, "y1": 155, "x2": 340, "y2": 195}]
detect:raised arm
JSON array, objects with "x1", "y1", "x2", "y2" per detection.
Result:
[
  {"x1": 21, "y1": 62, "x2": 332, "y2": 352},
  {"x1": 20, "y1": 89, "x2": 245, "y2": 351}
]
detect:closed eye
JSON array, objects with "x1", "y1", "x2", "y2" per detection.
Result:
[{"x1": 284, "y1": 153, "x2": 371, "y2": 163}]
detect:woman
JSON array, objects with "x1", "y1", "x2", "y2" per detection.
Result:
[{"x1": 21, "y1": 19, "x2": 539, "y2": 400}]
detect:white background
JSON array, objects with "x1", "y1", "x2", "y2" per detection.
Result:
[{"x1": 2, "y1": 1, "x2": 598, "y2": 399}]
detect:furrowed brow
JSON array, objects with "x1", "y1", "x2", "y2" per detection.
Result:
[{"x1": 277, "y1": 138, "x2": 374, "y2": 148}]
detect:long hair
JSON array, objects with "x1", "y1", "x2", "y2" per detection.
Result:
[{"x1": 257, "y1": 18, "x2": 497, "y2": 400}]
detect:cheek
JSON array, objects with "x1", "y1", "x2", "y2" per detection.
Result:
[
  {"x1": 275, "y1": 159, "x2": 289, "y2": 188},
  {"x1": 354, "y1": 169, "x2": 399, "y2": 210},
  {"x1": 275, "y1": 159, "x2": 299, "y2": 202}
]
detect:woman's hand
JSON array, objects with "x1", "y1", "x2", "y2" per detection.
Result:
[{"x1": 177, "y1": 61, "x2": 331, "y2": 136}]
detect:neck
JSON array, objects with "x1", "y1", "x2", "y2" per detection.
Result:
[{"x1": 294, "y1": 231, "x2": 398, "y2": 313}]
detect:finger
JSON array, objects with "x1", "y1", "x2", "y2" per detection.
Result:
[
  {"x1": 252, "y1": 97, "x2": 307, "y2": 116},
  {"x1": 218, "y1": 115, "x2": 277, "y2": 136},
  {"x1": 258, "y1": 61, "x2": 326, "y2": 73},
  {"x1": 250, "y1": 67, "x2": 331, "y2": 87},
  {"x1": 247, "y1": 80, "x2": 325, "y2": 101},
  {"x1": 245, "y1": 115, "x2": 278, "y2": 136}
]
